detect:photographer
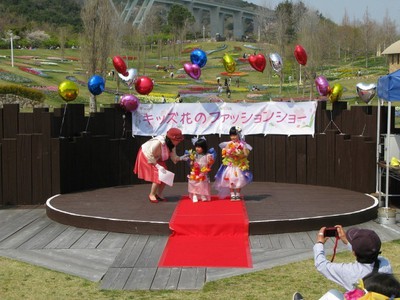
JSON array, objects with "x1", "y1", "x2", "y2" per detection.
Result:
[{"x1": 313, "y1": 226, "x2": 392, "y2": 291}]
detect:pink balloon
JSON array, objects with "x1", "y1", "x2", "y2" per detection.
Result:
[
  {"x1": 183, "y1": 62, "x2": 201, "y2": 80},
  {"x1": 112, "y1": 56, "x2": 128, "y2": 75},
  {"x1": 315, "y1": 76, "x2": 330, "y2": 96},
  {"x1": 135, "y1": 76, "x2": 154, "y2": 95},
  {"x1": 120, "y1": 94, "x2": 140, "y2": 112},
  {"x1": 294, "y1": 45, "x2": 307, "y2": 66}
]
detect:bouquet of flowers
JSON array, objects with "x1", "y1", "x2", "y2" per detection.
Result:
[
  {"x1": 222, "y1": 141, "x2": 249, "y2": 171},
  {"x1": 187, "y1": 149, "x2": 214, "y2": 182}
]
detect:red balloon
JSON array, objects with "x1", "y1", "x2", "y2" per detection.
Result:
[
  {"x1": 294, "y1": 45, "x2": 307, "y2": 66},
  {"x1": 112, "y1": 56, "x2": 128, "y2": 75},
  {"x1": 248, "y1": 54, "x2": 266, "y2": 72},
  {"x1": 135, "y1": 76, "x2": 154, "y2": 95}
]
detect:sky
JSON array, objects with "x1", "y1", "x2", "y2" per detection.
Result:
[{"x1": 248, "y1": 0, "x2": 400, "y2": 30}]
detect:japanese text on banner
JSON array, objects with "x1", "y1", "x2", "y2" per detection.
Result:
[{"x1": 131, "y1": 101, "x2": 317, "y2": 136}]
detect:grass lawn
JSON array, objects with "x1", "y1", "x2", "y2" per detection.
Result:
[{"x1": 1, "y1": 239, "x2": 399, "y2": 299}]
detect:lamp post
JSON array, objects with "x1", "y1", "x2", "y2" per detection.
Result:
[
  {"x1": 202, "y1": 25, "x2": 205, "y2": 41},
  {"x1": 4, "y1": 30, "x2": 20, "y2": 68}
]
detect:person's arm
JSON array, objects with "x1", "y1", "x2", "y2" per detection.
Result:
[
  {"x1": 313, "y1": 227, "x2": 355, "y2": 291},
  {"x1": 170, "y1": 148, "x2": 182, "y2": 164}
]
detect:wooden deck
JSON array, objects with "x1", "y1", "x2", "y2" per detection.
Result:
[
  {"x1": 46, "y1": 182, "x2": 378, "y2": 235},
  {"x1": 0, "y1": 207, "x2": 399, "y2": 290}
]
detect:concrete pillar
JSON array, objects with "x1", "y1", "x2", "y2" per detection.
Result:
[
  {"x1": 192, "y1": 8, "x2": 203, "y2": 31},
  {"x1": 233, "y1": 11, "x2": 243, "y2": 40},
  {"x1": 210, "y1": 7, "x2": 223, "y2": 38}
]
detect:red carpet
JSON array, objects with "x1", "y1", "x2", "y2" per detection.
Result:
[{"x1": 158, "y1": 196, "x2": 252, "y2": 268}]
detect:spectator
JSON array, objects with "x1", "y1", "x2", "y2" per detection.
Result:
[
  {"x1": 313, "y1": 226, "x2": 392, "y2": 291},
  {"x1": 293, "y1": 272, "x2": 400, "y2": 300},
  {"x1": 217, "y1": 84, "x2": 223, "y2": 95},
  {"x1": 226, "y1": 86, "x2": 231, "y2": 98}
]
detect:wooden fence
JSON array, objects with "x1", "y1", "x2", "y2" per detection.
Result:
[{"x1": 0, "y1": 102, "x2": 397, "y2": 206}]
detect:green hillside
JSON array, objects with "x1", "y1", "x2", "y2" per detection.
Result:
[
  {"x1": 0, "y1": 0, "x2": 82, "y2": 32},
  {"x1": 0, "y1": 41, "x2": 390, "y2": 114}
]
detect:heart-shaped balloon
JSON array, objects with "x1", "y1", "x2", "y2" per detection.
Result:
[
  {"x1": 329, "y1": 83, "x2": 343, "y2": 103},
  {"x1": 88, "y1": 75, "x2": 105, "y2": 96},
  {"x1": 112, "y1": 55, "x2": 128, "y2": 76},
  {"x1": 222, "y1": 54, "x2": 236, "y2": 73},
  {"x1": 58, "y1": 80, "x2": 79, "y2": 102},
  {"x1": 118, "y1": 68, "x2": 138, "y2": 82},
  {"x1": 294, "y1": 44, "x2": 307, "y2": 66},
  {"x1": 315, "y1": 75, "x2": 330, "y2": 96},
  {"x1": 120, "y1": 94, "x2": 140, "y2": 112},
  {"x1": 356, "y1": 82, "x2": 376, "y2": 103},
  {"x1": 190, "y1": 49, "x2": 207, "y2": 68},
  {"x1": 183, "y1": 62, "x2": 201, "y2": 80},
  {"x1": 248, "y1": 54, "x2": 266, "y2": 72},
  {"x1": 269, "y1": 53, "x2": 283, "y2": 73},
  {"x1": 135, "y1": 76, "x2": 153, "y2": 95}
]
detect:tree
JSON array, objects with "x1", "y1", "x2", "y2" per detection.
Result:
[
  {"x1": 167, "y1": 4, "x2": 195, "y2": 33},
  {"x1": 361, "y1": 7, "x2": 375, "y2": 68},
  {"x1": 80, "y1": 0, "x2": 121, "y2": 112},
  {"x1": 166, "y1": 4, "x2": 194, "y2": 60},
  {"x1": 275, "y1": 0, "x2": 295, "y2": 54},
  {"x1": 26, "y1": 30, "x2": 49, "y2": 48}
]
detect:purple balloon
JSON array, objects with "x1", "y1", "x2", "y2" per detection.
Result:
[
  {"x1": 315, "y1": 76, "x2": 330, "y2": 96},
  {"x1": 120, "y1": 94, "x2": 140, "y2": 112},
  {"x1": 183, "y1": 62, "x2": 201, "y2": 80}
]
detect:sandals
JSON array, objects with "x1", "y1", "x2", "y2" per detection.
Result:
[{"x1": 148, "y1": 195, "x2": 159, "y2": 203}]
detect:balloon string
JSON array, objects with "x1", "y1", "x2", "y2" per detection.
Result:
[
  {"x1": 121, "y1": 114, "x2": 126, "y2": 138},
  {"x1": 59, "y1": 103, "x2": 68, "y2": 138},
  {"x1": 322, "y1": 111, "x2": 343, "y2": 134},
  {"x1": 85, "y1": 114, "x2": 91, "y2": 132},
  {"x1": 360, "y1": 124, "x2": 367, "y2": 136}
]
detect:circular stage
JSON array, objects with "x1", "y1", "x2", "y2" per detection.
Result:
[{"x1": 46, "y1": 182, "x2": 378, "y2": 235}]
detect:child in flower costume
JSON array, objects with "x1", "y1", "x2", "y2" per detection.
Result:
[
  {"x1": 186, "y1": 137, "x2": 216, "y2": 202},
  {"x1": 214, "y1": 126, "x2": 253, "y2": 201}
]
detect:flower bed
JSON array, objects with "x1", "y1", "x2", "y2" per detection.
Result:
[
  {"x1": 14, "y1": 56, "x2": 38, "y2": 60},
  {"x1": 220, "y1": 72, "x2": 248, "y2": 77},
  {"x1": 32, "y1": 86, "x2": 58, "y2": 92},
  {"x1": 19, "y1": 66, "x2": 49, "y2": 77},
  {"x1": 0, "y1": 70, "x2": 32, "y2": 83},
  {"x1": 120, "y1": 56, "x2": 137, "y2": 60}
]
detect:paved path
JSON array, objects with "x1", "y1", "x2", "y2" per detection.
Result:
[{"x1": 0, "y1": 207, "x2": 399, "y2": 290}]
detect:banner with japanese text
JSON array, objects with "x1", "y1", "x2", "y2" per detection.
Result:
[{"x1": 131, "y1": 101, "x2": 317, "y2": 136}]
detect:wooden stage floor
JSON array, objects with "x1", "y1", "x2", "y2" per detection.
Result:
[{"x1": 46, "y1": 182, "x2": 378, "y2": 235}]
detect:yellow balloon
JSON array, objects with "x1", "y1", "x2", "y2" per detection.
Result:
[
  {"x1": 222, "y1": 54, "x2": 236, "y2": 73},
  {"x1": 329, "y1": 83, "x2": 343, "y2": 103},
  {"x1": 58, "y1": 80, "x2": 79, "y2": 102}
]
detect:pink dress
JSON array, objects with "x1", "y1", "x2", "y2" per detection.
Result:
[
  {"x1": 134, "y1": 136, "x2": 177, "y2": 184},
  {"x1": 187, "y1": 152, "x2": 215, "y2": 200}
]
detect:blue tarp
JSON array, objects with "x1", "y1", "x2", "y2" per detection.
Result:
[{"x1": 377, "y1": 69, "x2": 400, "y2": 101}]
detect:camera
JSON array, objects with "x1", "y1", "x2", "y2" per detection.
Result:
[{"x1": 324, "y1": 227, "x2": 338, "y2": 237}]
